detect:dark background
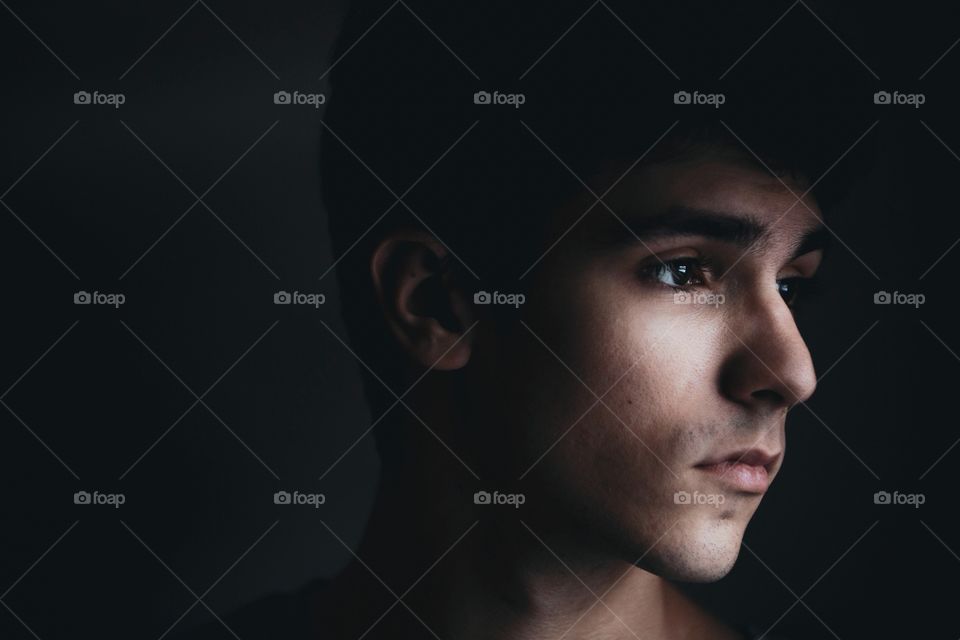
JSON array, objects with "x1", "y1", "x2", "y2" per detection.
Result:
[{"x1": 1, "y1": 1, "x2": 958, "y2": 638}]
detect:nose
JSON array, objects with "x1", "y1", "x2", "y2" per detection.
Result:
[{"x1": 719, "y1": 290, "x2": 818, "y2": 411}]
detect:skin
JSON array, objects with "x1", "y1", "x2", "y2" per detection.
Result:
[{"x1": 316, "y1": 152, "x2": 824, "y2": 639}]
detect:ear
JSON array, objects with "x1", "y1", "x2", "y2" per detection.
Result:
[{"x1": 370, "y1": 230, "x2": 476, "y2": 370}]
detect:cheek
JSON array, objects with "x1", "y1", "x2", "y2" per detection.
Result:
[
  {"x1": 579, "y1": 308, "x2": 720, "y2": 468},
  {"x1": 515, "y1": 284, "x2": 723, "y2": 480},
  {"x1": 610, "y1": 307, "x2": 725, "y2": 426}
]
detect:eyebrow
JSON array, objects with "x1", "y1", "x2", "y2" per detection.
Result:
[
  {"x1": 622, "y1": 206, "x2": 765, "y2": 247},
  {"x1": 612, "y1": 205, "x2": 829, "y2": 259},
  {"x1": 789, "y1": 224, "x2": 830, "y2": 259}
]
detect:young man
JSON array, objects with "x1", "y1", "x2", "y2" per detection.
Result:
[{"x1": 182, "y1": 1, "x2": 871, "y2": 637}]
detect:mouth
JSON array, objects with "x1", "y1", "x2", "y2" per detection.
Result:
[{"x1": 694, "y1": 449, "x2": 781, "y2": 494}]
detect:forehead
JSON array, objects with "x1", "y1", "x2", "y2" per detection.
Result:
[{"x1": 608, "y1": 158, "x2": 823, "y2": 238}]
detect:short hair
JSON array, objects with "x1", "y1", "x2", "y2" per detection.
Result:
[{"x1": 320, "y1": 0, "x2": 875, "y2": 470}]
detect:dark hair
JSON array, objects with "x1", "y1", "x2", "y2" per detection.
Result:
[{"x1": 320, "y1": 0, "x2": 876, "y2": 469}]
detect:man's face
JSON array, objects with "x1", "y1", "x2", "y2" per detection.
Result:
[{"x1": 465, "y1": 155, "x2": 824, "y2": 582}]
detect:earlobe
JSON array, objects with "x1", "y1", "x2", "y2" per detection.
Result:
[{"x1": 370, "y1": 231, "x2": 475, "y2": 370}]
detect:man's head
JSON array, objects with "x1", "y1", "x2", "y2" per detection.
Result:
[
  {"x1": 466, "y1": 151, "x2": 823, "y2": 581},
  {"x1": 321, "y1": 0, "x2": 872, "y2": 582}
]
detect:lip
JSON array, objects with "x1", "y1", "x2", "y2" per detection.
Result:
[{"x1": 694, "y1": 449, "x2": 781, "y2": 494}]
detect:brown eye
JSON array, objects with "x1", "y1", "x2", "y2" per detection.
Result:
[
  {"x1": 646, "y1": 258, "x2": 705, "y2": 288},
  {"x1": 777, "y1": 277, "x2": 804, "y2": 306}
]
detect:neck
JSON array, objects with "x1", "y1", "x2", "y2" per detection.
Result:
[{"x1": 317, "y1": 456, "x2": 720, "y2": 640}]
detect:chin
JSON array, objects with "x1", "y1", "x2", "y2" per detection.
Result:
[{"x1": 638, "y1": 514, "x2": 747, "y2": 583}]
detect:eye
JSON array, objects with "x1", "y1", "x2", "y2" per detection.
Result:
[
  {"x1": 642, "y1": 257, "x2": 708, "y2": 289},
  {"x1": 777, "y1": 277, "x2": 811, "y2": 307}
]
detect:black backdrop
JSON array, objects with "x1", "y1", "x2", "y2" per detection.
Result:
[{"x1": 1, "y1": 1, "x2": 959, "y2": 638}]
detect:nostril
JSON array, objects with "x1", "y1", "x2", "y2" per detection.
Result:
[{"x1": 750, "y1": 389, "x2": 785, "y2": 406}]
